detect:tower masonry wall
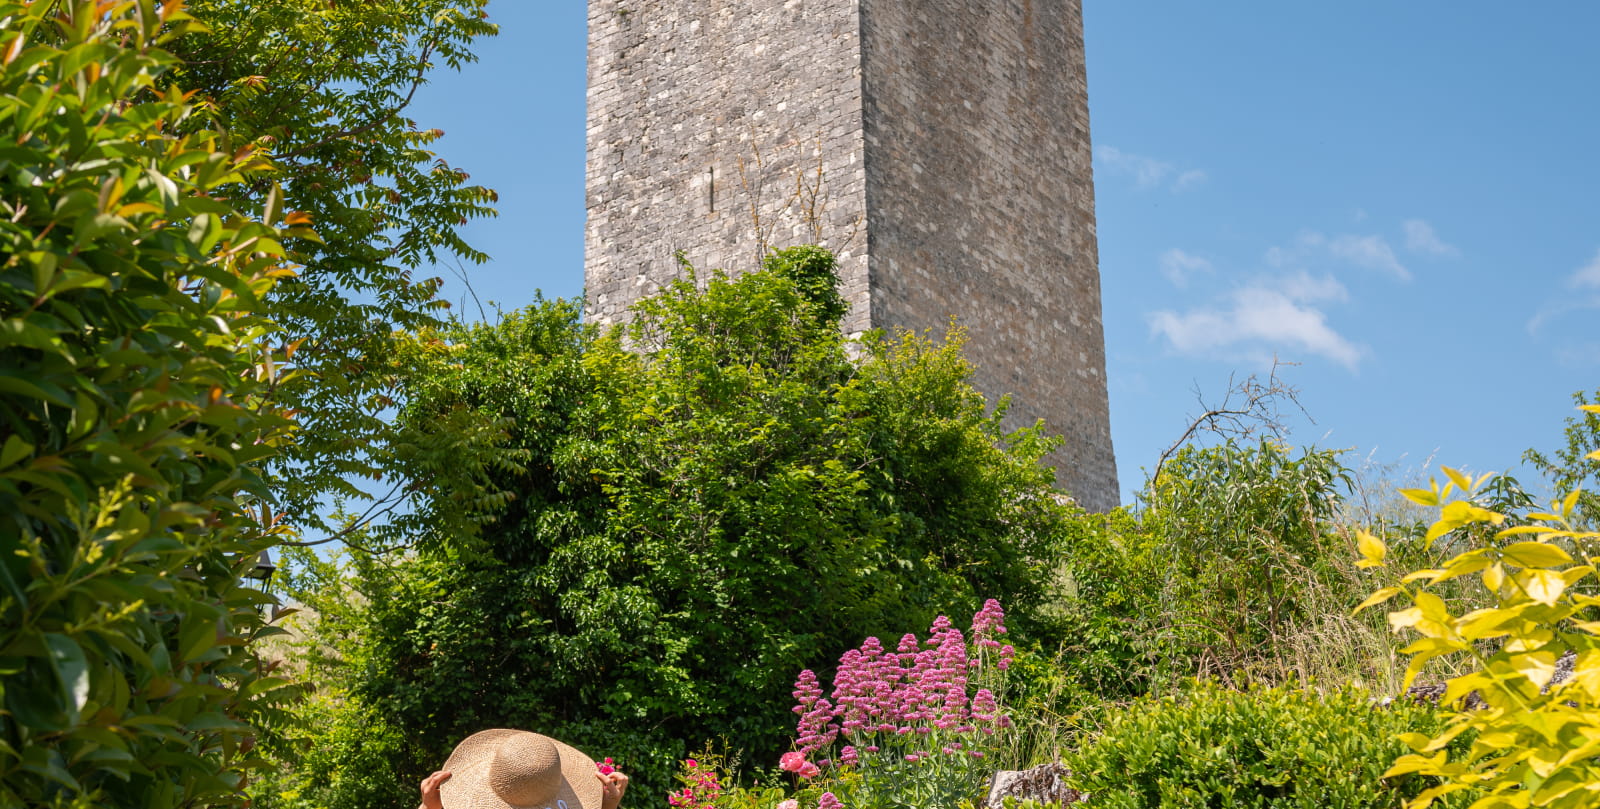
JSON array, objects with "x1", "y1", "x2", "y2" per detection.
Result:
[
  {"x1": 858, "y1": 0, "x2": 1116, "y2": 510},
  {"x1": 585, "y1": 0, "x2": 872, "y2": 334},
  {"x1": 585, "y1": 0, "x2": 1118, "y2": 510}
]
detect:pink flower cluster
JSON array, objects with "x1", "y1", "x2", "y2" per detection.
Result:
[
  {"x1": 783, "y1": 600, "x2": 1016, "y2": 771},
  {"x1": 596, "y1": 757, "x2": 616, "y2": 776},
  {"x1": 667, "y1": 759, "x2": 722, "y2": 808}
]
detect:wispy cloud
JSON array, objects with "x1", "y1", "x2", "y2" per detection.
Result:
[
  {"x1": 1172, "y1": 169, "x2": 1207, "y2": 193},
  {"x1": 1328, "y1": 234, "x2": 1411, "y2": 280},
  {"x1": 1159, "y1": 249, "x2": 1213, "y2": 287},
  {"x1": 1148, "y1": 273, "x2": 1362, "y2": 371},
  {"x1": 1556, "y1": 342, "x2": 1600, "y2": 367},
  {"x1": 1402, "y1": 219, "x2": 1460, "y2": 258},
  {"x1": 1278, "y1": 271, "x2": 1348, "y2": 303},
  {"x1": 1267, "y1": 230, "x2": 1411, "y2": 281},
  {"x1": 1528, "y1": 248, "x2": 1600, "y2": 333},
  {"x1": 1095, "y1": 146, "x2": 1207, "y2": 193},
  {"x1": 1570, "y1": 249, "x2": 1600, "y2": 289}
]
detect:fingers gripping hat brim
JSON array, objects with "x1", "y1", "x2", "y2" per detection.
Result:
[{"x1": 437, "y1": 729, "x2": 604, "y2": 809}]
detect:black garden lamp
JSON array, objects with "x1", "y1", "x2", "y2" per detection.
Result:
[{"x1": 243, "y1": 549, "x2": 276, "y2": 591}]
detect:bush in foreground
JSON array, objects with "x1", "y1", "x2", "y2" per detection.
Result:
[{"x1": 1065, "y1": 682, "x2": 1466, "y2": 809}]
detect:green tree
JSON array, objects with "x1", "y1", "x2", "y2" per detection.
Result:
[
  {"x1": 167, "y1": 0, "x2": 500, "y2": 547},
  {"x1": 0, "y1": 2, "x2": 302, "y2": 805},
  {"x1": 1525, "y1": 388, "x2": 1600, "y2": 530},
  {"x1": 268, "y1": 249, "x2": 1078, "y2": 808}
]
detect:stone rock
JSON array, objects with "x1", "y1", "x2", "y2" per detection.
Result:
[
  {"x1": 985, "y1": 762, "x2": 1088, "y2": 808},
  {"x1": 1401, "y1": 649, "x2": 1577, "y2": 710}
]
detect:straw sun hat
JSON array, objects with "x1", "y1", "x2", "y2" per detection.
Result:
[{"x1": 436, "y1": 729, "x2": 605, "y2": 809}]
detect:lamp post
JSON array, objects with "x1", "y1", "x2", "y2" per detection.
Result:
[
  {"x1": 243, "y1": 549, "x2": 276, "y2": 588},
  {"x1": 242, "y1": 549, "x2": 285, "y2": 620}
]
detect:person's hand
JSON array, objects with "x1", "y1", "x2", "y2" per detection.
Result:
[
  {"x1": 420, "y1": 770, "x2": 451, "y2": 809},
  {"x1": 597, "y1": 768, "x2": 629, "y2": 809}
]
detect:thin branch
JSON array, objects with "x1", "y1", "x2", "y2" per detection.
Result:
[
  {"x1": 445, "y1": 256, "x2": 488, "y2": 323},
  {"x1": 1151, "y1": 357, "x2": 1308, "y2": 484},
  {"x1": 273, "y1": 41, "x2": 437, "y2": 161},
  {"x1": 279, "y1": 479, "x2": 408, "y2": 547}
]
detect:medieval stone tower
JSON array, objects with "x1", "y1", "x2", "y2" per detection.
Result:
[{"x1": 584, "y1": 0, "x2": 1119, "y2": 511}]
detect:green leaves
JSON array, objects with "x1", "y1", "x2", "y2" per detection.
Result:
[
  {"x1": 167, "y1": 0, "x2": 501, "y2": 546},
  {"x1": 0, "y1": 2, "x2": 301, "y2": 805},
  {"x1": 42, "y1": 633, "x2": 89, "y2": 716},
  {"x1": 1065, "y1": 683, "x2": 1469, "y2": 809},
  {"x1": 1363, "y1": 460, "x2": 1600, "y2": 809},
  {"x1": 267, "y1": 251, "x2": 1079, "y2": 807}
]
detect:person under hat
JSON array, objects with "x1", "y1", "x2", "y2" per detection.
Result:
[{"x1": 417, "y1": 729, "x2": 629, "y2": 809}]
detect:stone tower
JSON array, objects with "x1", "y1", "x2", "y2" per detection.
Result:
[{"x1": 584, "y1": 0, "x2": 1118, "y2": 511}]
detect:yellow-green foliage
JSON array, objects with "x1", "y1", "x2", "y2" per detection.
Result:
[{"x1": 1358, "y1": 406, "x2": 1600, "y2": 809}]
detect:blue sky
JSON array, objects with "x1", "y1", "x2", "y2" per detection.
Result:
[{"x1": 412, "y1": 3, "x2": 1600, "y2": 506}]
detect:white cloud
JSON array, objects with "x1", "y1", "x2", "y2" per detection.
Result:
[
  {"x1": 1278, "y1": 271, "x2": 1348, "y2": 303},
  {"x1": 1265, "y1": 230, "x2": 1325, "y2": 269},
  {"x1": 1159, "y1": 249, "x2": 1213, "y2": 287},
  {"x1": 1556, "y1": 341, "x2": 1600, "y2": 367},
  {"x1": 1172, "y1": 169, "x2": 1208, "y2": 192},
  {"x1": 1402, "y1": 219, "x2": 1460, "y2": 258},
  {"x1": 1095, "y1": 145, "x2": 1207, "y2": 193},
  {"x1": 1327, "y1": 234, "x2": 1410, "y2": 280},
  {"x1": 1147, "y1": 274, "x2": 1362, "y2": 371},
  {"x1": 1528, "y1": 249, "x2": 1600, "y2": 333},
  {"x1": 1267, "y1": 229, "x2": 1413, "y2": 281},
  {"x1": 1570, "y1": 248, "x2": 1600, "y2": 289}
]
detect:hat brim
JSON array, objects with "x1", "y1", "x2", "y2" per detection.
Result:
[{"x1": 438, "y1": 729, "x2": 604, "y2": 809}]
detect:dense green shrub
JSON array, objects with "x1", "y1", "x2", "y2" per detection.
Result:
[
  {"x1": 0, "y1": 2, "x2": 302, "y2": 805},
  {"x1": 1065, "y1": 683, "x2": 1469, "y2": 809},
  {"x1": 1143, "y1": 440, "x2": 1352, "y2": 664},
  {"x1": 263, "y1": 249, "x2": 1079, "y2": 807},
  {"x1": 1043, "y1": 441, "x2": 1362, "y2": 696}
]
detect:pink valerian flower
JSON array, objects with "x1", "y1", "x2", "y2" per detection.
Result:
[
  {"x1": 798, "y1": 761, "x2": 821, "y2": 779},
  {"x1": 971, "y1": 688, "x2": 998, "y2": 723},
  {"x1": 795, "y1": 697, "x2": 839, "y2": 755},
  {"x1": 970, "y1": 599, "x2": 1007, "y2": 639},
  {"x1": 779, "y1": 752, "x2": 806, "y2": 773},
  {"x1": 997, "y1": 644, "x2": 1016, "y2": 671},
  {"x1": 831, "y1": 645, "x2": 882, "y2": 736},
  {"x1": 793, "y1": 670, "x2": 823, "y2": 714},
  {"x1": 818, "y1": 793, "x2": 842, "y2": 809},
  {"x1": 839, "y1": 745, "x2": 859, "y2": 766},
  {"x1": 786, "y1": 600, "x2": 1013, "y2": 768},
  {"x1": 897, "y1": 633, "x2": 920, "y2": 654},
  {"x1": 778, "y1": 801, "x2": 799, "y2": 809}
]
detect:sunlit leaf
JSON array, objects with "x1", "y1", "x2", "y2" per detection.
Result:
[
  {"x1": 1357, "y1": 530, "x2": 1387, "y2": 568},
  {"x1": 1500, "y1": 542, "x2": 1573, "y2": 569},
  {"x1": 1355, "y1": 586, "x2": 1404, "y2": 614},
  {"x1": 1401, "y1": 487, "x2": 1439, "y2": 507},
  {"x1": 1521, "y1": 569, "x2": 1568, "y2": 606}
]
